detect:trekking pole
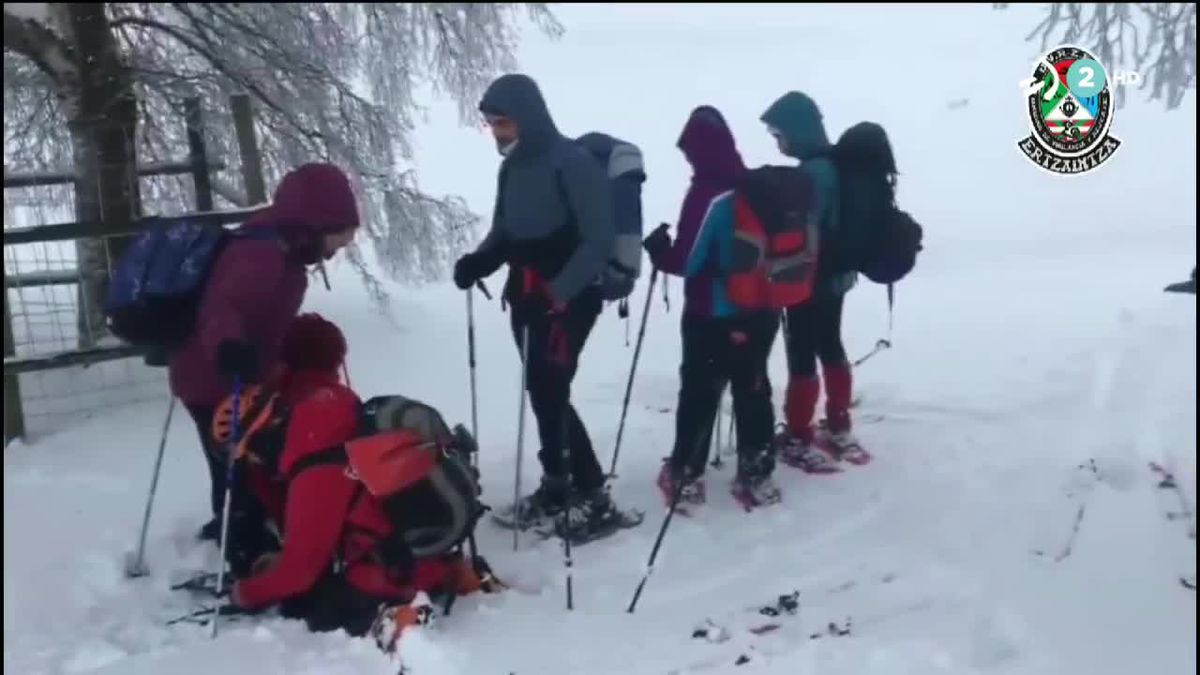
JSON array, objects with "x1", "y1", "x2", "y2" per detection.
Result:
[
  {"x1": 726, "y1": 400, "x2": 736, "y2": 454},
  {"x1": 448, "y1": 281, "x2": 490, "y2": 615},
  {"x1": 629, "y1": 385, "x2": 720, "y2": 613},
  {"x1": 512, "y1": 325, "x2": 530, "y2": 551},
  {"x1": 211, "y1": 378, "x2": 243, "y2": 639},
  {"x1": 710, "y1": 392, "x2": 725, "y2": 469},
  {"x1": 628, "y1": 433, "x2": 706, "y2": 613},
  {"x1": 123, "y1": 396, "x2": 177, "y2": 578},
  {"x1": 559, "y1": 412, "x2": 575, "y2": 611},
  {"x1": 627, "y1": 484, "x2": 682, "y2": 612},
  {"x1": 609, "y1": 266, "x2": 659, "y2": 478},
  {"x1": 466, "y1": 288, "x2": 479, "y2": 463}
]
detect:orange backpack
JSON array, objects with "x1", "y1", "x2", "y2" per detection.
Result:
[
  {"x1": 288, "y1": 395, "x2": 483, "y2": 564},
  {"x1": 213, "y1": 392, "x2": 483, "y2": 568},
  {"x1": 726, "y1": 166, "x2": 820, "y2": 311}
]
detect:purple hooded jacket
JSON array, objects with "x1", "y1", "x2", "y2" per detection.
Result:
[
  {"x1": 168, "y1": 163, "x2": 360, "y2": 407},
  {"x1": 657, "y1": 107, "x2": 746, "y2": 317}
]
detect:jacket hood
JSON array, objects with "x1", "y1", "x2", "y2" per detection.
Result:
[
  {"x1": 575, "y1": 131, "x2": 617, "y2": 155},
  {"x1": 677, "y1": 106, "x2": 745, "y2": 180},
  {"x1": 761, "y1": 92, "x2": 830, "y2": 161},
  {"x1": 280, "y1": 312, "x2": 347, "y2": 376},
  {"x1": 479, "y1": 74, "x2": 561, "y2": 157},
  {"x1": 247, "y1": 163, "x2": 360, "y2": 238}
]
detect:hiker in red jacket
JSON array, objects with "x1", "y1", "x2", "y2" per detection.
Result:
[
  {"x1": 227, "y1": 314, "x2": 487, "y2": 642},
  {"x1": 169, "y1": 163, "x2": 359, "y2": 555}
]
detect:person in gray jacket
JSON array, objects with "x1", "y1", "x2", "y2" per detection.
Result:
[{"x1": 454, "y1": 73, "x2": 640, "y2": 544}]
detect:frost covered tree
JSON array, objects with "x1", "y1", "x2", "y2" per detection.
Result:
[
  {"x1": 4, "y1": 3, "x2": 560, "y2": 344},
  {"x1": 1018, "y1": 3, "x2": 1195, "y2": 109}
]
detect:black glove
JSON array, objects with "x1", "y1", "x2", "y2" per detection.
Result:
[
  {"x1": 217, "y1": 340, "x2": 259, "y2": 383},
  {"x1": 642, "y1": 223, "x2": 672, "y2": 267},
  {"x1": 454, "y1": 253, "x2": 486, "y2": 290}
]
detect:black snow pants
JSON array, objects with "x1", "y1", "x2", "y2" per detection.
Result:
[
  {"x1": 187, "y1": 403, "x2": 274, "y2": 575},
  {"x1": 668, "y1": 311, "x2": 779, "y2": 478},
  {"x1": 508, "y1": 285, "x2": 606, "y2": 493}
]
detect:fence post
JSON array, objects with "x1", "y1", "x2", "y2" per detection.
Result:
[
  {"x1": 230, "y1": 94, "x2": 267, "y2": 205},
  {"x1": 4, "y1": 289, "x2": 26, "y2": 444},
  {"x1": 184, "y1": 97, "x2": 214, "y2": 212}
]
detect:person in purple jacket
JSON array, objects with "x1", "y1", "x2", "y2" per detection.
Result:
[
  {"x1": 643, "y1": 106, "x2": 778, "y2": 509},
  {"x1": 169, "y1": 162, "x2": 359, "y2": 555}
]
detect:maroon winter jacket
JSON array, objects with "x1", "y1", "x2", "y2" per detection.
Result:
[
  {"x1": 168, "y1": 163, "x2": 359, "y2": 407},
  {"x1": 657, "y1": 106, "x2": 746, "y2": 317}
]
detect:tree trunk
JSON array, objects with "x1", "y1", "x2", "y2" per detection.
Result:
[{"x1": 60, "y1": 3, "x2": 140, "y2": 348}]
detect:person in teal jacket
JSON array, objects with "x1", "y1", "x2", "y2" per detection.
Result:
[{"x1": 761, "y1": 92, "x2": 871, "y2": 472}]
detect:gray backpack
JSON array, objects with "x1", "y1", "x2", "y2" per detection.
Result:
[{"x1": 575, "y1": 132, "x2": 647, "y2": 302}]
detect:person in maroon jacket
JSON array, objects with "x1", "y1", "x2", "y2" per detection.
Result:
[
  {"x1": 643, "y1": 106, "x2": 779, "y2": 508},
  {"x1": 169, "y1": 162, "x2": 359, "y2": 550},
  {"x1": 227, "y1": 314, "x2": 485, "y2": 641}
]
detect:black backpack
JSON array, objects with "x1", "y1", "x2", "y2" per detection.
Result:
[{"x1": 824, "y1": 122, "x2": 923, "y2": 285}]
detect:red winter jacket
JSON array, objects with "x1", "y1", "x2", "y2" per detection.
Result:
[
  {"x1": 234, "y1": 371, "x2": 455, "y2": 610},
  {"x1": 168, "y1": 163, "x2": 359, "y2": 408}
]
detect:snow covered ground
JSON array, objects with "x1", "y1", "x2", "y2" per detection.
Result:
[{"x1": 4, "y1": 4, "x2": 1196, "y2": 674}]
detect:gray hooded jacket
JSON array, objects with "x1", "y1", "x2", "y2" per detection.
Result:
[{"x1": 475, "y1": 74, "x2": 615, "y2": 305}]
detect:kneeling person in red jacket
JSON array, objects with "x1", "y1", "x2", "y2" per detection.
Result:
[{"x1": 226, "y1": 314, "x2": 490, "y2": 643}]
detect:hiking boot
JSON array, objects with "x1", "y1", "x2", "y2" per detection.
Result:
[
  {"x1": 731, "y1": 445, "x2": 782, "y2": 510},
  {"x1": 197, "y1": 517, "x2": 221, "y2": 542},
  {"x1": 816, "y1": 421, "x2": 872, "y2": 465},
  {"x1": 774, "y1": 424, "x2": 841, "y2": 475},
  {"x1": 549, "y1": 487, "x2": 644, "y2": 545},
  {"x1": 656, "y1": 461, "x2": 706, "y2": 508},
  {"x1": 491, "y1": 475, "x2": 568, "y2": 531}
]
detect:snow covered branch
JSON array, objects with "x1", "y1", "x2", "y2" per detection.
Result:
[
  {"x1": 4, "y1": 3, "x2": 561, "y2": 298},
  {"x1": 1024, "y1": 3, "x2": 1196, "y2": 109}
]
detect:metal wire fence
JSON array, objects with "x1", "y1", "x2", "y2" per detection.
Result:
[
  {"x1": 4, "y1": 201, "x2": 167, "y2": 439},
  {"x1": 4, "y1": 94, "x2": 264, "y2": 443}
]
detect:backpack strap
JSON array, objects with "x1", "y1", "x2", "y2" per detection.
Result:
[
  {"x1": 887, "y1": 282, "x2": 894, "y2": 344},
  {"x1": 555, "y1": 168, "x2": 630, "y2": 280},
  {"x1": 230, "y1": 226, "x2": 283, "y2": 242},
  {"x1": 285, "y1": 444, "x2": 380, "y2": 574},
  {"x1": 286, "y1": 444, "x2": 350, "y2": 480}
]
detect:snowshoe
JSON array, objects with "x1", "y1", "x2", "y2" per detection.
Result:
[
  {"x1": 657, "y1": 461, "x2": 706, "y2": 512},
  {"x1": 536, "y1": 488, "x2": 644, "y2": 545},
  {"x1": 815, "y1": 422, "x2": 872, "y2": 465},
  {"x1": 491, "y1": 476, "x2": 568, "y2": 532},
  {"x1": 774, "y1": 425, "x2": 841, "y2": 475},
  {"x1": 730, "y1": 474, "x2": 782, "y2": 511},
  {"x1": 170, "y1": 570, "x2": 231, "y2": 598},
  {"x1": 165, "y1": 603, "x2": 259, "y2": 627}
]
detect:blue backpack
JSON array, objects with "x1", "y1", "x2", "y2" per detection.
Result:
[
  {"x1": 574, "y1": 132, "x2": 646, "y2": 302},
  {"x1": 104, "y1": 219, "x2": 275, "y2": 350}
]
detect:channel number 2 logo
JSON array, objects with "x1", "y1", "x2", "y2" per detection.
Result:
[{"x1": 1018, "y1": 45, "x2": 1122, "y2": 175}]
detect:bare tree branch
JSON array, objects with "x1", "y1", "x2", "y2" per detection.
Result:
[{"x1": 3, "y1": 8, "x2": 78, "y2": 85}]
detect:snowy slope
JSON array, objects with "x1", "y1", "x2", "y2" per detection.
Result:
[{"x1": 4, "y1": 4, "x2": 1196, "y2": 675}]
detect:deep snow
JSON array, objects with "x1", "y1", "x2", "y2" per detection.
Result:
[{"x1": 4, "y1": 4, "x2": 1196, "y2": 674}]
